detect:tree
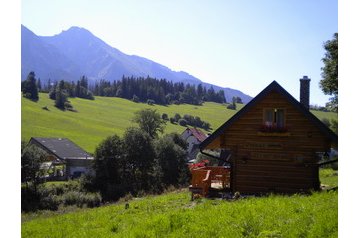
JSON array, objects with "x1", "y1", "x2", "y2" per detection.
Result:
[
  {"x1": 122, "y1": 128, "x2": 156, "y2": 192},
  {"x1": 154, "y1": 136, "x2": 189, "y2": 186},
  {"x1": 54, "y1": 80, "x2": 68, "y2": 109},
  {"x1": 37, "y1": 78, "x2": 42, "y2": 92},
  {"x1": 320, "y1": 33, "x2": 338, "y2": 112},
  {"x1": 22, "y1": 71, "x2": 39, "y2": 101},
  {"x1": 132, "y1": 109, "x2": 166, "y2": 138},
  {"x1": 92, "y1": 134, "x2": 124, "y2": 200},
  {"x1": 21, "y1": 143, "x2": 47, "y2": 191}
]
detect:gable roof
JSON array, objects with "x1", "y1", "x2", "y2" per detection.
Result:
[
  {"x1": 185, "y1": 127, "x2": 208, "y2": 142},
  {"x1": 200, "y1": 81, "x2": 338, "y2": 149},
  {"x1": 30, "y1": 137, "x2": 93, "y2": 160}
]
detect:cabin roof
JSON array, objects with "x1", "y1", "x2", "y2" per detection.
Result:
[
  {"x1": 30, "y1": 137, "x2": 93, "y2": 160},
  {"x1": 183, "y1": 127, "x2": 208, "y2": 142},
  {"x1": 200, "y1": 81, "x2": 338, "y2": 149}
]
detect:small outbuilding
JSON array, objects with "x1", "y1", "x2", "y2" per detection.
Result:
[
  {"x1": 197, "y1": 77, "x2": 338, "y2": 195},
  {"x1": 29, "y1": 137, "x2": 94, "y2": 179}
]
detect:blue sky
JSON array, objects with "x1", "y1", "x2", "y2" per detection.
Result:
[{"x1": 21, "y1": 0, "x2": 338, "y2": 106}]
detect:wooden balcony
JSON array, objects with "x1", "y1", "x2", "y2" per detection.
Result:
[{"x1": 189, "y1": 166, "x2": 230, "y2": 198}]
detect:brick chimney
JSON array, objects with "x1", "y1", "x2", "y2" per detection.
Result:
[{"x1": 300, "y1": 76, "x2": 310, "y2": 109}]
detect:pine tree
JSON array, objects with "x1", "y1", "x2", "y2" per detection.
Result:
[{"x1": 22, "y1": 71, "x2": 39, "y2": 101}]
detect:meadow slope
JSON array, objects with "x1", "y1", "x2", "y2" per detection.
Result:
[{"x1": 21, "y1": 93, "x2": 338, "y2": 153}]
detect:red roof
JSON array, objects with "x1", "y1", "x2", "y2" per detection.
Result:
[{"x1": 188, "y1": 128, "x2": 208, "y2": 142}]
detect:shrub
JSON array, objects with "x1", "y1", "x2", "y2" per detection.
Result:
[
  {"x1": 59, "y1": 191, "x2": 102, "y2": 208},
  {"x1": 147, "y1": 99, "x2": 155, "y2": 105},
  {"x1": 64, "y1": 101, "x2": 73, "y2": 110},
  {"x1": 162, "y1": 113, "x2": 169, "y2": 121},
  {"x1": 39, "y1": 194, "x2": 61, "y2": 211},
  {"x1": 178, "y1": 119, "x2": 187, "y2": 126},
  {"x1": 321, "y1": 118, "x2": 331, "y2": 128},
  {"x1": 174, "y1": 113, "x2": 181, "y2": 122},
  {"x1": 132, "y1": 94, "x2": 139, "y2": 103},
  {"x1": 227, "y1": 104, "x2": 236, "y2": 110},
  {"x1": 169, "y1": 117, "x2": 176, "y2": 124}
]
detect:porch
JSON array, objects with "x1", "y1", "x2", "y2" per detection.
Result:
[{"x1": 189, "y1": 166, "x2": 231, "y2": 199}]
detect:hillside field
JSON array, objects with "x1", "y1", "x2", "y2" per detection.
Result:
[{"x1": 21, "y1": 93, "x2": 338, "y2": 153}]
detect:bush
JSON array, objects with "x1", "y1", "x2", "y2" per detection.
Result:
[
  {"x1": 162, "y1": 113, "x2": 169, "y2": 121},
  {"x1": 39, "y1": 194, "x2": 61, "y2": 211},
  {"x1": 169, "y1": 117, "x2": 176, "y2": 124},
  {"x1": 178, "y1": 119, "x2": 187, "y2": 126},
  {"x1": 227, "y1": 104, "x2": 236, "y2": 110},
  {"x1": 64, "y1": 101, "x2": 73, "y2": 110},
  {"x1": 174, "y1": 113, "x2": 181, "y2": 122},
  {"x1": 59, "y1": 191, "x2": 102, "y2": 208},
  {"x1": 147, "y1": 99, "x2": 155, "y2": 105},
  {"x1": 132, "y1": 94, "x2": 139, "y2": 103}
]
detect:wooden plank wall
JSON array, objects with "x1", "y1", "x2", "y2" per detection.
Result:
[{"x1": 210, "y1": 91, "x2": 331, "y2": 194}]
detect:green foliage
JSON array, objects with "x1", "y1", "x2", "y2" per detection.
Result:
[
  {"x1": 178, "y1": 118, "x2": 187, "y2": 126},
  {"x1": 92, "y1": 134, "x2": 123, "y2": 200},
  {"x1": 22, "y1": 71, "x2": 39, "y2": 101},
  {"x1": 173, "y1": 113, "x2": 181, "y2": 122},
  {"x1": 132, "y1": 109, "x2": 166, "y2": 138},
  {"x1": 147, "y1": 99, "x2": 155, "y2": 105},
  {"x1": 330, "y1": 119, "x2": 338, "y2": 134},
  {"x1": 161, "y1": 113, "x2": 169, "y2": 121},
  {"x1": 21, "y1": 143, "x2": 47, "y2": 189},
  {"x1": 122, "y1": 128, "x2": 157, "y2": 192},
  {"x1": 154, "y1": 135, "x2": 189, "y2": 186},
  {"x1": 321, "y1": 118, "x2": 331, "y2": 128},
  {"x1": 320, "y1": 33, "x2": 338, "y2": 112},
  {"x1": 132, "y1": 94, "x2": 139, "y2": 102},
  {"x1": 226, "y1": 103, "x2": 236, "y2": 110}
]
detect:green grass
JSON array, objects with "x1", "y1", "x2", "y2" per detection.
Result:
[
  {"x1": 22, "y1": 190, "x2": 337, "y2": 237},
  {"x1": 22, "y1": 169, "x2": 338, "y2": 238},
  {"x1": 22, "y1": 93, "x2": 337, "y2": 153},
  {"x1": 320, "y1": 168, "x2": 338, "y2": 188}
]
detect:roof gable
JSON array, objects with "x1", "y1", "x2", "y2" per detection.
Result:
[
  {"x1": 30, "y1": 137, "x2": 92, "y2": 160},
  {"x1": 200, "y1": 81, "x2": 337, "y2": 149}
]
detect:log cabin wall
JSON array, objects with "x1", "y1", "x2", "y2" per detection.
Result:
[{"x1": 214, "y1": 90, "x2": 331, "y2": 194}]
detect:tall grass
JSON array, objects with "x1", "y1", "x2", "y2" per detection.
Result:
[{"x1": 21, "y1": 190, "x2": 337, "y2": 238}]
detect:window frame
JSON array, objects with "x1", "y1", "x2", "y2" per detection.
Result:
[{"x1": 262, "y1": 108, "x2": 287, "y2": 132}]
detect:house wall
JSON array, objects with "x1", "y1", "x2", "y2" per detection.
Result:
[
  {"x1": 209, "y1": 91, "x2": 331, "y2": 194},
  {"x1": 65, "y1": 159, "x2": 93, "y2": 177}
]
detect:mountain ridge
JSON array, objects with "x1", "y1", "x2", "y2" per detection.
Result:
[{"x1": 21, "y1": 25, "x2": 252, "y2": 103}]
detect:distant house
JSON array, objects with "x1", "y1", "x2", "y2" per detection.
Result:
[
  {"x1": 29, "y1": 137, "x2": 94, "y2": 179},
  {"x1": 180, "y1": 128, "x2": 208, "y2": 161},
  {"x1": 197, "y1": 77, "x2": 338, "y2": 194}
]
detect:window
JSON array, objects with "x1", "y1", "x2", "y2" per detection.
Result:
[{"x1": 262, "y1": 108, "x2": 286, "y2": 132}]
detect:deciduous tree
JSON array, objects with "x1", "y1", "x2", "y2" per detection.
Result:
[{"x1": 320, "y1": 33, "x2": 338, "y2": 112}]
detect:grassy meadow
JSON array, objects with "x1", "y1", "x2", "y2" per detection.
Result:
[
  {"x1": 21, "y1": 93, "x2": 338, "y2": 153},
  {"x1": 21, "y1": 168, "x2": 338, "y2": 238}
]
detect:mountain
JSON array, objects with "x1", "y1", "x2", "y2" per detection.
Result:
[{"x1": 21, "y1": 25, "x2": 252, "y2": 103}]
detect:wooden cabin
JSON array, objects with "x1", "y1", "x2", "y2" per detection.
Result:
[{"x1": 196, "y1": 77, "x2": 338, "y2": 195}]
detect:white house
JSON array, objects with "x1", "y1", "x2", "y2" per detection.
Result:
[{"x1": 180, "y1": 127, "x2": 208, "y2": 161}]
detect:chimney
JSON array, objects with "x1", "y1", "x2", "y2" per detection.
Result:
[{"x1": 300, "y1": 75, "x2": 310, "y2": 109}]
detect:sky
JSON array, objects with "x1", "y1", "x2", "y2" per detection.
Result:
[{"x1": 21, "y1": 0, "x2": 337, "y2": 106}]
